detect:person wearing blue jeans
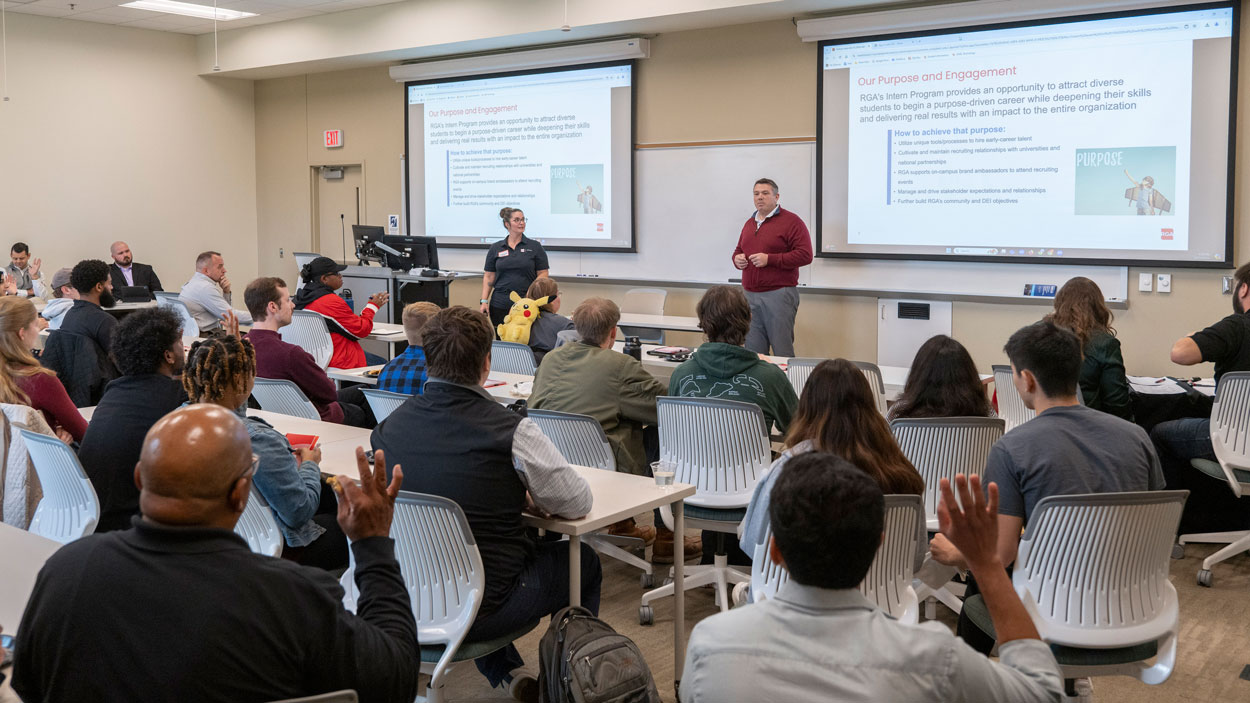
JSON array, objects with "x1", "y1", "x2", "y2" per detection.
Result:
[{"x1": 1152, "y1": 262, "x2": 1250, "y2": 533}]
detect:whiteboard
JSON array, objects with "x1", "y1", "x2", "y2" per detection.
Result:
[{"x1": 436, "y1": 141, "x2": 1128, "y2": 300}]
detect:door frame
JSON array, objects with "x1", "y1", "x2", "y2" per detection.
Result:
[{"x1": 309, "y1": 160, "x2": 367, "y2": 260}]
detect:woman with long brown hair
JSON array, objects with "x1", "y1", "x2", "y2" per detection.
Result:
[
  {"x1": 740, "y1": 358, "x2": 924, "y2": 551},
  {"x1": 0, "y1": 297, "x2": 86, "y2": 442},
  {"x1": 1044, "y1": 277, "x2": 1132, "y2": 420},
  {"x1": 887, "y1": 335, "x2": 994, "y2": 421}
]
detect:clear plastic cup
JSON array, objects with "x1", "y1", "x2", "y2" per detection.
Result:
[{"x1": 650, "y1": 460, "x2": 676, "y2": 489}]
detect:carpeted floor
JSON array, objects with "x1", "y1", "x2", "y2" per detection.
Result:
[{"x1": 436, "y1": 540, "x2": 1250, "y2": 702}]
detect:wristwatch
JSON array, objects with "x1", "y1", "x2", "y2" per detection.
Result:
[{"x1": 479, "y1": 298, "x2": 489, "y2": 304}]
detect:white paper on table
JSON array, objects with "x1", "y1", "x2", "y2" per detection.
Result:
[
  {"x1": 1127, "y1": 375, "x2": 1167, "y2": 384},
  {"x1": 1130, "y1": 380, "x2": 1185, "y2": 395},
  {"x1": 511, "y1": 381, "x2": 533, "y2": 398}
]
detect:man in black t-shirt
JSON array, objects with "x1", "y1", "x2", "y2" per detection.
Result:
[{"x1": 1151, "y1": 261, "x2": 1250, "y2": 532}]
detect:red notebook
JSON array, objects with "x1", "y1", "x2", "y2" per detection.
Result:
[{"x1": 286, "y1": 433, "x2": 319, "y2": 451}]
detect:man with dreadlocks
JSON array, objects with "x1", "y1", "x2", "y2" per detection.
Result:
[{"x1": 183, "y1": 331, "x2": 348, "y2": 570}]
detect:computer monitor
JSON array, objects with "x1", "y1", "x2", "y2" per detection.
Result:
[
  {"x1": 351, "y1": 225, "x2": 386, "y2": 263},
  {"x1": 378, "y1": 235, "x2": 439, "y2": 272}
]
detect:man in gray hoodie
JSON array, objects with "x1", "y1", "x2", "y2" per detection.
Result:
[{"x1": 39, "y1": 268, "x2": 78, "y2": 330}]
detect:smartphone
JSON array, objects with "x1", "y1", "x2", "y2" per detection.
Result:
[{"x1": 1, "y1": 633, "x2": 13, "y2": 668}]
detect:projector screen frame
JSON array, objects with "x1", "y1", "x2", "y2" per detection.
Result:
[
  {"x1": 814, "y1": 0, "x2": 1239, "y2": 269},
  {"x1": 402, "y1": 58, "x2": 638, "y2": 254}
]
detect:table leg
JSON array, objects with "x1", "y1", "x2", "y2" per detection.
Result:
[
  {"x1": 673, "y1": 499, "x2": 685, "y2": 689},
  {"x1": 568, "y1": 533, "x2": 582, "y2": 608}
]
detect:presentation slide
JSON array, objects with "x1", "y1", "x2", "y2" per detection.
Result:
[
  {"x1": 818, "y1": 4, "x2": 1236, "y2": 266},
  {"x1": 406, "y1": 62, "x2": 634, "y2": 252}
]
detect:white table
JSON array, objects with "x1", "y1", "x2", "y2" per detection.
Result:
[
  {"x1": 79, "y1": 406, "x2": 373, "y2": 446},
  {"x1": 366, "y1": 322, "x2": 408, "y2": 359},
  {"x1": 0, "y1": 523, "x2": 61, "y2": 635},
  {"x1": 327, "y1": 366, "x2": 535, "y2": 403},
  {"x1": 617, "y1": 312, "x2": 701, "y2": 333}
]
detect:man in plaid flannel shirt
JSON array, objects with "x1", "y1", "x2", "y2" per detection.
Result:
[{"x1": 377, "y1": 301, "x2": 441, "y2": 395}]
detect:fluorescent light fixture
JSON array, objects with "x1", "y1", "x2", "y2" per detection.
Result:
[{"x1": 121, "y1": 0, "x2": 256, "y2": 21}]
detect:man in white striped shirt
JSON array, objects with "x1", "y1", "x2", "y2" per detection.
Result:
[{"x1": 371, "y1": 305, "x2": 594, "y2": 701}]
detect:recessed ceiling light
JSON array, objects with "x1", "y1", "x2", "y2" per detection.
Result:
[{"x1": 120, "y1": 1, "x2": 257, "y2": 21}]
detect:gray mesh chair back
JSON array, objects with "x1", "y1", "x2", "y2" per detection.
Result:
[
  {"x1": 785, "y1": 357, "x2": 824, "y2": 396},
  {"x1": 992, "y1": 364, "x2": 1035, "y2": 432},
  {"x1": 619, "y1": 287, "x2": 667, "y2": 344},
  {"x1": 491, "y1": 341, "x2": 537, "y2": 375},
  {"x1": 749, "y1": 495, "x2": 924, "y2": 622},
  {"x1": 361, "y1": 388, "x2": 411, "y2": 423},
  {"x1": 340, "y1": 492, "x2": 485, "y2": 697},
  {"x1": 657, "y1": 396, "x2": 770, "y2": 509},
  {"x1": 527, "y1": 409, "x2": 615, "y2": 471},
  {"x1": 252, "y1": 378, "x2": 320, "y2": 420},
  {"x1": 155, "y1": 291, "x2": 200, "y2": 339},
  {"x1": 20, "y1": 429, "x2": 99, "y2": 543},
  {"x1": 281, "y1": 310, "x2": 334, "y2": 369},
  {"x1": 1210, "y1": 371, "x2": 1250, "y2": 497},
  {"x1": 1014, "y1": 491, "x2": 1187, "y2": 683},
  {"x1": 235, "y1": 487, "x2": 283, "y2": 557},
  {"x1": 852, "y1": 360, "x2": 888, "y2": 414},
  {"x1": 891, "y1": 417, "x2": 1005, "y2": 530}
]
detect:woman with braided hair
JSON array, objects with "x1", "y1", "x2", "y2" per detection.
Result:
[{"x1": 183, "y1": 334, "x2": 348, "y2": 570}]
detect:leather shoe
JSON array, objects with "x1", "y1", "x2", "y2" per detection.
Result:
[
  {"x1": 652, "y1": 528, "x2": 701, "y2": 564},
  {"x1": 607, "y1": 518, "x2": 656, "y2": 546}
]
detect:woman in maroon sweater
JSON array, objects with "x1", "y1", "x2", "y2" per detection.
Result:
[{"x1": 0, "y1": 297, "x2": 87, "y2": 442}]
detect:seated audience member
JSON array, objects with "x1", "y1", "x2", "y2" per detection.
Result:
[
  {"x1": 372, "y1": 306, "x2": 594, "y2": 695},
  {"x1": 886, "y1": 335, "x2": 995, "y2": 421},
  {"x1": 523, "y1": 277, "x2": 574, "y2": 365},
  {"x1": 742, "y1": 358, "x2": 923, "y2": 554},
  {"x1": 108, "y1": 240, "x2": 163, "y2": 293},
  {"x1": 38, "y1": 267, "x2": 77, "y2": 330},
  {"x1": 12, "y1": 404, "x2": 419, "y2": 703},
  {"x1": 245, "y1": 276, "x2": 375, "y2": 428},
  {"x1": 0, "y1": 297, "x2": 87, "y2": 442},
  {"x1": 59, "y1": 259, "x2": 120, "y2": 377},
  {"x1": 179, "y1": 250, "x2": 252, "y2": 334},
  {"x1": 530, "y1": 297, "x2": 697, "y2": 559},
  {"x1": 681, "y1": 453, "x2": 1064, "y2": 703},
  {"x1": 79, "y1": 308, "x2": 188, "y2": 532},
  {"x1": 929, "y1": 321, "x2": 1162, "y2": 650},
  {"x1": 1043, "y1": 277, "x2": 1132, "y2": 420},
  {"x1": 670, "y1": 285, "x2": 797, "y2": 433},
  {"x1": 1152, "y1": 261, "x2": 1250, "y2": 533},
  {"x1": 5, "y1": 242, "x2": 45, "y2": 298},
  {"x1": 294, "y1": 256, "x2": 389, "y2": 368},
  {"x1": 376, "y1": 301, "x2": 440, "y2": 394},
  {"x1": 184, "y1": 333, "x2": 349, "y2": 570}
]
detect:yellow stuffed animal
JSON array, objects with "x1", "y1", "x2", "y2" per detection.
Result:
[{"x1": 496, "y1": 290, "x2": 549, "y2": 345}]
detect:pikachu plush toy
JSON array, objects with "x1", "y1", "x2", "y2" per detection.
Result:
[{"x1": 496, "y1": 290, "x2": 549, "y2": 345}]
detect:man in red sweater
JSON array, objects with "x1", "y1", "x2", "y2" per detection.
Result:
[
  {"x1": 245, "y1": 276, "x2": 376, "y2": 428},
  {"x1": 731, "y1": 178, "x2": 813, "y2": 357}
]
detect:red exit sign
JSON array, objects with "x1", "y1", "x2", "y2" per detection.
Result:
[{"x1": 324, "y1": 129, "x2": 343, "y2": 148}]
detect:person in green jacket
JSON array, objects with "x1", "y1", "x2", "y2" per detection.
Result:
[
  {"x1": 1044, "y1": 277, "x2": 1133, "y2": 421},
  {"x1": 531, "y1": 296, "x2": 701, "y2": 562},
  {"x1": 669, "y1": 285, "x2": 798, "y2": 434}
]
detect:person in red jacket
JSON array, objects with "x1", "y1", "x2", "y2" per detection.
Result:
[
  {"x1": 731, "y1": 178, "x2": 813, "y2": 357},
  {"x1": 292, "y1": 257, "x2": 390, "y2": 369}
]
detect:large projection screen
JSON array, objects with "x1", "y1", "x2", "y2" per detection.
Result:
[
  {"x1": 817, "y1": 2, "x2": 1237, "y2": 267},
  {"x1": 405, "y1": 61, "x2": 635, "y2": 252}
]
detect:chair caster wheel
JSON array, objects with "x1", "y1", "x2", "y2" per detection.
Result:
[
  {"x1": 1171, "y1": 544, "x2": 1185, "y2": 560},
  {"x1": 640, "y1": 572, "x2": 654, "y2": 588},
  {"x1": 639, "y1": 605, "x2": 654, "y2": 626},
  {"x1": 1197, "y1": 569, "x2": 1213, "y2": 587}
]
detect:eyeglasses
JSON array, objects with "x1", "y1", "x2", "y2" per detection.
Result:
[
  {"x1": 234, "y1": 454, "x2": 259, "y2": 484},
  {"x1": 511, "y1": 217, "x2": 528, "y2": 223}
]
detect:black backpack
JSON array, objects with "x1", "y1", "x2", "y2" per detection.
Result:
[{"x1": 538, "y1": 606, "x2": 661, "y2": 703}]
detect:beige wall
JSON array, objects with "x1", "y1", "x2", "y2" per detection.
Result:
[
  {"x1": 256, "y1": 14, "x2": 1249, "y2": 377},
  {"x1": 0, "y1": 13, "x2": 257, "y2": 289}
]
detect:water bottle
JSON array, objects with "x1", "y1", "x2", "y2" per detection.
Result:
[
  {"x1": 623, "y1": 336, "x2": 642, "y2": 361},
  {"x1": 342, "y1": 288, "x2": 355, "y2": 312}
]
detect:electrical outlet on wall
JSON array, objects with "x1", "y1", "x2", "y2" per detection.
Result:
[
  {"x1": 279, "y1": 248, "x2": 285, "y2": 258},
  {"x1": 1138, "y1": 273, "x2": 1153, "y2": 292},
  {"x1": 1223, "y1": 276, "x2": 1233, "y2": 294},
  {"x1": 1156, "y1": 274, "x2": 1172, "y2": 293}
]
